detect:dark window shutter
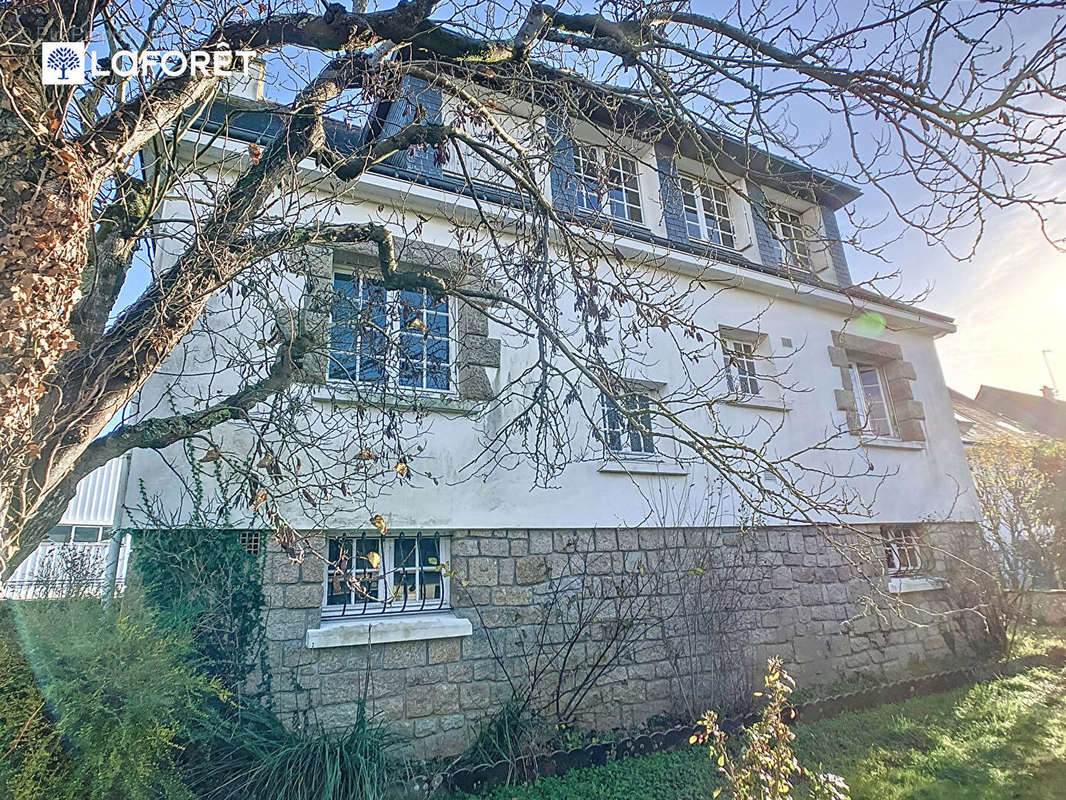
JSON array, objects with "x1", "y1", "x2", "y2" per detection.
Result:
[
  {"x1": 380, "y1": 76, "x2": 444, "y2": 178},
  {"x1": 747, "y1": 183, "x2": 780, "y2": 268},
  {"x1": 655, "y1": 143, "x2": 689, "y2": 245},
  {"x1": 820, "y1": 207, "x2": 852, "y2": 286},
  {"x1": 547, "y1": 112, "x2": 577, "y2": 215}
]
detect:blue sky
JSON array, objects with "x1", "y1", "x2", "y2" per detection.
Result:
[{"x1": 851, "y1": 174, "x2": 1066, "y2": 398}]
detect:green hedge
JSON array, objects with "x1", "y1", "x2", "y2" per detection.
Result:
[
  {"x1": 131, "y1": 527, "x2": 267, "y2": 698},
  {"x1": 0, "y1": 604, "x2": 73, "y2": 800},
  {"x1": 4, "y1": 595, "x2": 221, "y2": 800}
]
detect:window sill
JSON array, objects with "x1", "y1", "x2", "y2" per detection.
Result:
[
  {"x1": 305, "y1": 611, "x2": 472, "y2": 649},
  {"x1": 313, "y1": 384, "x2": 478, "y2": 416},
  {"x1": 721, "y1": 397, "x2": 791, "y2": 412},
  {"x1": 857, "y1": 437, "x2": 925, "y2": 451},
  {"x1": 598, "y1": 459, "x2": 689, "y2": 476},
  {"x1": 888, "y1": 576, "x2": 946, "y2": 594}
]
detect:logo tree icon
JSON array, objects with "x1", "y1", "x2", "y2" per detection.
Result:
[{"x1": 46, "y1": 46, "x2": 80, "y2": 80}]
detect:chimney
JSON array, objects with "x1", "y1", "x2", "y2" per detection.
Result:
[{"x1": 1041, "y1": 385, "x2": 1058, "y2": 400}]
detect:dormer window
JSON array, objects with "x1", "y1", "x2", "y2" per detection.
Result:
[
  {"x1": 573, "y1": 146, "x2": 643, "y2": 223},
  {"x1": 769, "y1": 206, "x2": 812, "y2": 272},
  {"x1": 680, "y1": 178, "x2": 735, "y2": 248}
]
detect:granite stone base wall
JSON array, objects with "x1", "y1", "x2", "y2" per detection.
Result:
[{"x1": 261, "y1": 522, "x2": 979, "y2": 759}]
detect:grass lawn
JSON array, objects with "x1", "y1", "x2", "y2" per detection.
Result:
[{"x1": 457, "y1": 664, "x2": 1066, "y2": 800}]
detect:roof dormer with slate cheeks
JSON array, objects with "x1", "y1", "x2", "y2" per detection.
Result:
[
  {"x1": 374, "y1": 76, "x2": 445, "y2": 179},
  {"x1": 746, "y1": 183, "x2": 853, "y2": 285}
]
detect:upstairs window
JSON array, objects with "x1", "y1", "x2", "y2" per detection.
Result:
[
  {"x1": 324, "y1": 532, "x2": 450, "y2": 619},
  {"x1": 723, "y1": 339, "x2": 761, "y2": 397},
  {"x1": 769, "y1": 206, "x2": 812, "y2": 272},
  {"x1": 573, "y1": 146, "x2": 644, "y2": 223},
  {"x1": 883, "y1": 526, "x2": 923, "y2": 577},
  {"x1": 680, "y1": 178, "x2": 735, "y2": 248},
  {"x1": 849, "y1": 362, "x2": 896, "y2": 438},
  {"x1": 330, "y1": 273, "x2": 452, "y2": 392},
  {"x1": 602, "y1": 392, "x2": 656, "y2": 456}
]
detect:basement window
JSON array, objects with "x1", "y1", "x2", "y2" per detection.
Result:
[{"x1": 323, "y1": 532, "x2": 451, "y2": 620}]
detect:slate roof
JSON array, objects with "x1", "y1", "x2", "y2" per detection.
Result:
[{"x1": 974, "y1": 385, "x2": 1066, "y2": 439}]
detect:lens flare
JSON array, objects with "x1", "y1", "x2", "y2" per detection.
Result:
[{"x1": 853, "y1": 311, "x2": 886, "y2": 337}]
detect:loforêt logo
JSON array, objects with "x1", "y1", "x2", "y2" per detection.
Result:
[
  {"x1": 42, "y1": 42, "x2": 86, "y2": 85},
  {"x1": 40, "y1": 42, "x2": 256, "y2": 86}
]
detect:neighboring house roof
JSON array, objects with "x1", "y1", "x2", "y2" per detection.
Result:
[
  {"x1": 974, "y1": 385, "x2": 1066, "y2": 439},
  {"x1": 949, "y1": 388, "x2": 1040, "y2": 446}
]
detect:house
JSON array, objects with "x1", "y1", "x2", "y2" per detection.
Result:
[
  {"x1": 949, "y1": 388, "x2": 1042, "y2": 447},
  {"x1": 973, "y1": 385, "x2": 1066, "y2": 439},
  {"x1": 2, "y1": 457, "x2": 132, "y2": 600},
  {"x1": 119, "y1": 72, "x2": 983, "y2": 757}
]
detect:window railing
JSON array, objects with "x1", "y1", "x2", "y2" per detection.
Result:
[
  {"x1": 883, "y1": 526, "x2": 924, "y2": 578},
  {"x1": 2, "y1": 539, "x2": 131, "y2": 600},
  {"x1": 323, "y1": 531, "x2": 450, "y2": 619}
]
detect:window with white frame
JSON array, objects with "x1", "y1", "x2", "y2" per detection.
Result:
[
  {"x1": 723, "y1": 339, "x2": 761, "y2": 397},
  {"x1": 447, "y1": 124, "x2": 509, "y2": 185},
  {"x1": 330, "y1": 272, "x2": 452, "y2": 392},
  {"x1": 883, "y1": 526, "x2": 923, "y2": 577},
  {"x1": 849, "y1": 362, "x2": 896, "y2": 438},
  {"x1": 680, "y1": 177, "x2": 735, "y2": 248},
  {"x1": 573, "y1": 145, "x2": 644, "y2": 223},
  {"x1": 769, "y1": 206, "x2": 812, "y2": 272},
  {"x1": 46, "y1": 524, "x2": 112, "y2": 543},
  {"x1": 602, "y1": 392, "x2": 656, "y2": 456},
  {"x1": 323, "y1": 532, "x2": 450, "y2": 619}
]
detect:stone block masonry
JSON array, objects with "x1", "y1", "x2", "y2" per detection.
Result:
[{"x1": 261, "y1": 522, "x2": 979, "y2": 759}]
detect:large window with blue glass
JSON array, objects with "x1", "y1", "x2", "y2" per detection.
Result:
[{"x1": 329, "y1": 272, "x2": 452, "y2": 391}]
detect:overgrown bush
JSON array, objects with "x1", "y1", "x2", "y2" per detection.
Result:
[
  {"x1": 185, "y1": 702, "x2": 396, "y2": 800},
  {"x1": 133, "y1": 526, "x2": 267, "y2": 700},
  {"x1": 12, "y1": 592, "x2": 222, "y2": 800},
  {"x1": 694, "y1": 657, "x2": 850, "y2": 800},
  {"x1": 0, "y1": 605, "x2": 74, "y2": 800}
]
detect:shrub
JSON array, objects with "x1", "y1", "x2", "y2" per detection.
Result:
[
  {"x1": 11, "y1": 592, "x2": 222, "y2": 800},
  {"x1": 133, "y1": 526, "x2": 267, "y2": 700},
  {"x1": 186, "y1": 702, "x2": 397, "y2": 800},
  {"x1": 694, "y1": 657, "x2": 850, "y2": 800},
  {"x1": 0, "y1": 605, "x2": 74, "y2": 800}
]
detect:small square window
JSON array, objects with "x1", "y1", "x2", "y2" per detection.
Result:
[
  {"x1": 238, "y1": 530, "x2": 261, "y2": 555},
  {"x1": 602, "y1": 392, "x2": 656, "y2": 456},
  {"x1": 849, "y1": 362, "x2": 896, "y2": 438},
  {"x1": 323, "y1": 533, "x2": 450, "y2": 619},
  {"x1": 883, "y1": 526, "x2": 923, "y2": 577},
  {"x1": 723, "y1": 339, "x2": 761, "y2": 397}
]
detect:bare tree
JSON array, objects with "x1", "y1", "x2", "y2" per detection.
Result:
[{"x1": 2, "y1": 0, "x2": 1066, "y2": 576}]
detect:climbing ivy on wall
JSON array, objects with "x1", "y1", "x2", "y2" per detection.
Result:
[{"x1": 132, "y1": 526, "x2": 270, "y2": 703}]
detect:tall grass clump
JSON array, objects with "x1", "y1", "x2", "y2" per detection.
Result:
[{"x1": 187, "y1": 702, "x2": 397, "y2": 800}]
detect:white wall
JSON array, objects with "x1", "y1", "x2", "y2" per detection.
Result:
[{"x1": 124, "y1": 143, "x2": 980, "y2": 534}]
